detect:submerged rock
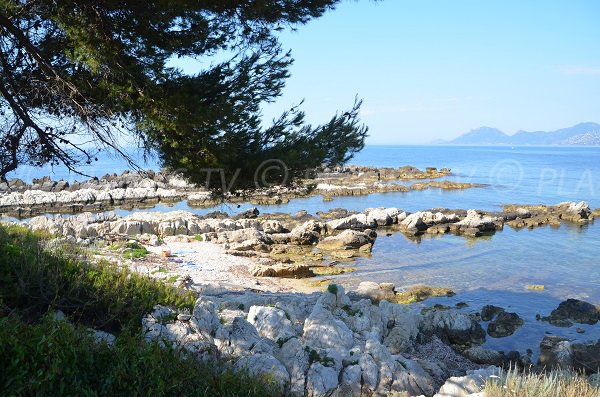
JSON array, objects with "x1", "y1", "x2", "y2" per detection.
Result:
[
  {"x1": 487, "y1": 311, "x2": 523, "y2": 338},
  {"x1": 544, "y1": 298, "x2": 600, "y2": 327},
  {"x1": 480, "y1": 305, "x2": 504, "y2": 322}
]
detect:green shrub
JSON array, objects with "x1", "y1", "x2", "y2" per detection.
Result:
[
  {"x1": 122, "y1": 241, "x2": 149, "y2": 259},
  {"x1": 0, "y1": 225, "x2": 195, "y2": 333},
  {"x1": 0, "y1": 316, "x2": 277, "y2": 396}
]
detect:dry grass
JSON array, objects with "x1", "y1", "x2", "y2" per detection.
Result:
[{"x1": 485, "y1": 368, "x2": 600, "y2": 397}]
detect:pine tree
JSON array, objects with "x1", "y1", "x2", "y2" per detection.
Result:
[{"x1": 0, "y1": 1, "x2": 368, "y2": 189}]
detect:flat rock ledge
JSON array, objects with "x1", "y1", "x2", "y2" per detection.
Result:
[
  {"x1": 0, "y1": 166, "x2": 480, "y2": 217},
  {"x1": 17, "y1": 200, "x2": 596, "y2": 256}
]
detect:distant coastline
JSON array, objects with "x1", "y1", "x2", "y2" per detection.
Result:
[{"x1": 434, "y1": 122, "x2": 600, "y2": 146}]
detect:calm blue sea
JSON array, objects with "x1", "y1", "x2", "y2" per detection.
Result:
[{"x1": 8, "y1": 145, "x2": 600, "y2": 354}]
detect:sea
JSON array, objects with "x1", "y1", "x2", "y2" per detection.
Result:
[{"x1": 8, "y1": 145, "x2": 600, "y2": 355}]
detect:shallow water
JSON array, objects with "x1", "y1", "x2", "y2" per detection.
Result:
[
  {"x1": 331, "y1": 221, "x2": 600, "y2": 355},
  {"x1": 8, "y1": 145, "x2": 600, "y2": 354}
]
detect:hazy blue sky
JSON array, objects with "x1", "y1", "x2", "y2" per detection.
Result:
[{"x1": 180, "y1": 1, "x2": 600, "y2": 144}]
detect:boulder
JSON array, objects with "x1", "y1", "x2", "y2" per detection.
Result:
[
  {"x1": 365, "y1": 207, "x2": 402, "y2": 226},
  {"x1": 400, "y1": 212, "x2": 428, "y2": 234},
  {"x1": 190, "y1": 298, "x2": 220, "y2": 336},
  {"x1": 326, "y1": 213, "x2": 377, "y2": 230},
  {"x1": 289, "y1": 220, "x2": 323, "y2": 245},
  {"x1": 274, "y1": 337, "x2": 310, "y2": 397},
  {"x1": 305, "y1": 362, "x2": 339, "y2": 397},
  {"x1": 562, "y1": 201, "x2": 591, "y2": 221},
  {"x1": 538, "y1": 336, "x2": 573, "y2": 369},
  {"x1": 354, "y1": 281, "x2": 397, "y2": 304},
  {"x1": 480, "y1": 305, "x2": 504, "y2": 322},
  {"x1": 487, "y1": 311, "x2": 523, "y2": 338},
  {"x1": 463, "y1": 346, "x2": 504, "y2": 367},
  {"x1": 316, "y1": 229, "x2": 374, "y2": 251},
  {"x1": 339, "y1": 364, "x2": 362, "y2": 396},
  {"x1": 421, "y1": 309, "x2": 486, "y2": 346},
  {"x1": 303, "y1": 304, "x2": 354, "y2": 353},
  {"x1": 247, "y1": 305, "x2": 295, "y2": 342},
  {"x1": 454, "y1": 210, "x2": 497, "y2": 233},
  {"x1": 260, "y1": 220, "x2": 287, "y2": 234},
  {"x1": 572, "y1": 340, "x2": 600, "y2": 374},
  {"x1": 545, "y1": 299, "x2": 600, "y2": 327},
  {"x1": 251, "y1": 263, "x2": 315, "y2": 278},
  {"x1": 434, "y1": 366, "x2": 500, "y2": 397},
  {"x1": 380, "y1": 300, "x2": 421, "y2": 354},
  {"x1": 236, "y1": 207, "x2": 260, "y2": 219},
  {"x1": 234, "y1": 353, "x2": 289, "y2": 391}
]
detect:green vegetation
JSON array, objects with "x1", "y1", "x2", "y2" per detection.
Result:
[
  {"x1": 0, "y1": 225, "x2": 193, "y2": 332},
  {"x1": 0, "y1": 1, "x2": 367, "y2": 189},
  {"x1": 276, "y1": 336, "x2": 295, "y2": 349},
  {"x1": 342, "y1": 305, "x2": 363, "y2": 317},
  {"x1": 0, "y1": 224, "x2": 276, "y2": 395},
  {"x1": 194, "y1": 234, "x2": 204, "y2": 241},
  {"x1": 327, "y1": 284, "x2": 339, "y2": 295},
  {"x1": 0, "y1": 316, "x2": 276, "y2": 396},
  {"x1": 306, "y1": 348, "x2": 335, "y2": 368},
  {"x1": 123, "y1": 241, "x2": 149, "y2": 259},
  {"x1": 484, "y1": 369, "x2": 600, "y2": 397},
  {"x1": 166, "y1": 275, "x2": 180, "y2": 284}
]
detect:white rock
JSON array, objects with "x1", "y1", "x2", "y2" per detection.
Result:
[
  {"x1": 303, "y1": 305, "x2": 353, "y2": 353},
  {"x1": 235, "y1": 353, "x2": 290, "y2": 390},
  {"x1": 305, "y1": 363, "x2": 339, "y2": 397},
  {"x1": 326, "y1": 213, "x2": 377, "y2": 230},
  {"x1": 434, "y1": 366, "x2": 501, "y2": 397},
  {"x1": 248, "y1": 305, "x2": 295, "y2": 342}
]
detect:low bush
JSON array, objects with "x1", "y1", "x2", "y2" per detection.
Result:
[
  {"x1": 0, "y1": 316, "x2": 275, "y2": 396},
  {"x1": 0, "y1": 224, "x2": 277, "y2": 396},
  {"x1": 0, "y1": 225, "x2": 195, "y2": 332}
]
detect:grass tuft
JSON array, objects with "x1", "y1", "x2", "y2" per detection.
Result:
[{"x1": 484, "y1": 368, "x2": 600, "y2": 397}]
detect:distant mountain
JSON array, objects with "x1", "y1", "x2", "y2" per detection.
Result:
[{"x1": 440, "y1": 122, "x2": 600, "y2": 145}]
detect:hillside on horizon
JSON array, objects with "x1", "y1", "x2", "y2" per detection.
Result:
[{"x1": 439, "y1": 122, "x2": 600, "y2": 145}]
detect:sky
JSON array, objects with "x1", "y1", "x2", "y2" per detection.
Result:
[
  {"x1": 249, "y1": 0, "x2": 600, "y2": 144},
  {"x1": 169, "y1": 1, "x2": 600, "y2": 145}
]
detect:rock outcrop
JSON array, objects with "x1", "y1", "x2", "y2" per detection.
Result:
[
  {"x1": 543, "y1": 299, "x2": 600, "y2": 327},
  {"x1": 141, "y1": 285, "x2": 494, "y2": 396}
]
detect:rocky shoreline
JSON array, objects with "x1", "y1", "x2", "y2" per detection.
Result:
[
  {"x1": 5, "y1": 200, "x2": 600, "y2": 396},
  {"x1": 0, "y1": 166, "x2": 484, "y2": 218}
]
